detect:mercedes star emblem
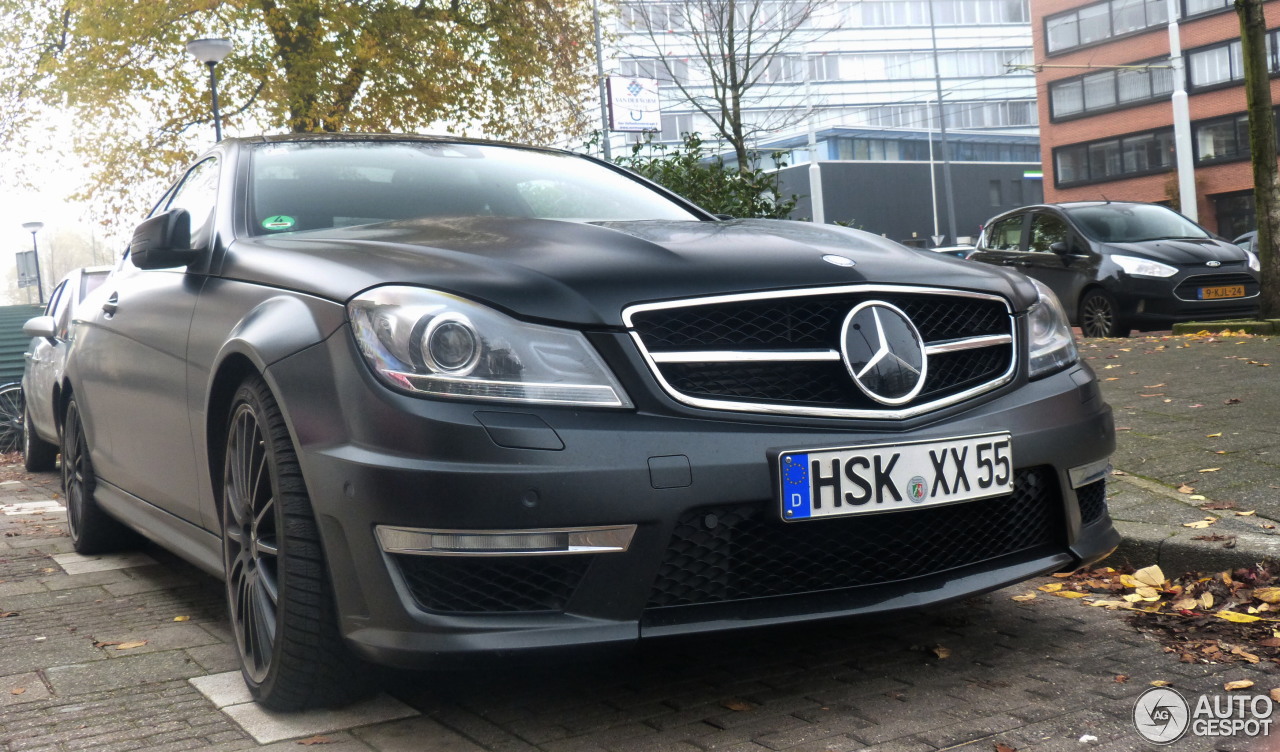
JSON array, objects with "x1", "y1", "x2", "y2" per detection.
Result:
[{"x1": 840, "y1": 301, "x2": 927, "y2": 405}]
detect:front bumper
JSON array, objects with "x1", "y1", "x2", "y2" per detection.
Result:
[
  {"x1": 1113, "y1": 271, "x2": 1259, "y2": 329},
  {"x1": 266, "y1": 328, "x2": 1117, "y2": 667}
]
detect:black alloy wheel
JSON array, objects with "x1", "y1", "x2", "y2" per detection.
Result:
[
  {"x1": 1079, "y1": 289, "x2": 1131, "y2": 338},
  {"x1": 23, "y1": 407, "x2": 59, "y2": 472},
  {"x1": 62, "y1": 397, "x2": 139, "y2": 554},
  {"x1": 222, "y1": 376, "x2": 371, "y2": 710}
]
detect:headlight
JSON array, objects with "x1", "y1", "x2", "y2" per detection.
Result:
[
  {"x1": 1111, "y1": 254, "x2": 1177, "y2": 278},
  {"x1": 348, "y1": 286, "x2": 632, "y2": 407},
  {"x1": 1027, "y1": 278, "x2": 1078, "y2": 379},
  {"x1": 1246, "y1": 249, "x2": 1261, "y2": 272}
]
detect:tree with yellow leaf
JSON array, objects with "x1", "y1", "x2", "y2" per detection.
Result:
[{"x1": 0, "y1": 0, "x2": 596, "y2": 222}]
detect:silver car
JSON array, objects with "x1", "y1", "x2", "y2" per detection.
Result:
[{"x1": 22, "y1": 267, "x2": 111, "y2": 470}]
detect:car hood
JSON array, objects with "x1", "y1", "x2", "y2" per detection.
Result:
[
  {"x1": 224, "y1": 217, "x2": 1038, "y2": 327},
  {"x1": 1107, "y1": 238, "x2": 1248, "y2": 264}
]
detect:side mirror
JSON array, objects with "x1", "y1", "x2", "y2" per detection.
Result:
[
  {"x1": 1049, "y1": 241, "x2": 1070, "y2": 254},
  {"x1": 130, "y1": 209, "x2": 200, "y2": 269},
  {"x1": 23, "y1": 315, "x2": 56, "y2": 340}
]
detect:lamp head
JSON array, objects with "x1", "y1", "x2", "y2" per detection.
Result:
[
  {"x1": 186, "y1": 38, "x2": 233, "y2": 65},
  {"x1": 21, "y1": 221, "x2": 43, "y2": 233}
]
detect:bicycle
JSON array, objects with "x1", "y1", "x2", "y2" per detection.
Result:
[{"x1": 0, "y1": 383, "x2": 25, "y2": 455}]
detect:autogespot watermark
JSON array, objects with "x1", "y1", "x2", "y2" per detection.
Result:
[{"x1": 1133, "y1": 686, "x2": 1274, "y2": 744}]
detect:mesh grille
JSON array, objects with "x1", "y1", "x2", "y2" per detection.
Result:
[
  {"x1": 632, "y1": 293, "x2": 1008, "y2": 351},
  {"x1": 1173, "y1": 273, "x2": 1259, "y2": 300},
  {"x1": 394, "y1": 555, "x2": 591, "y2": 614},
  {"x1": 628, "y1": 289, "x2": 1014, "y2": 415},
  {"x1": 1077, "y1": 479, "x2": 1107, "y2": 525},
  {"x1": 646, "y1": 467, "x2": 1061, "y2": 609}
]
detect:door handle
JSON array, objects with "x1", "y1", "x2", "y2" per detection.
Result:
[{"x1": 102, "y1": 292, "x2": 119, "y2": 316}]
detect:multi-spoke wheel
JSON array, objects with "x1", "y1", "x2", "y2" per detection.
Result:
[
  {"x1": 23, "y1": 406, "x2": 59, "y2": 472},
  {"x1": 1079, "y1": 289, "x2": 1131, "y2": 338},
  {"x1": 222, "y1": 376, "x2": 371, "y2": 710},
  {"x1": 62, "y1": 396, "x2": 140, "y2": 554},
  {"x1": 0, "y1": 384, "x2": 25, "y2": 454}
]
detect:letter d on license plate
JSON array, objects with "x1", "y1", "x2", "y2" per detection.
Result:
[{"x1": 779, "y1": 433, "x2": 1012, "y2": 521}]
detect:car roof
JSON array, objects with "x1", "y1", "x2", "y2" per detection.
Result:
[{"x1": 223, "y1": 132, "x2": 574, "y2": 158}]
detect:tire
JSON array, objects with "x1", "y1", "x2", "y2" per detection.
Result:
[
  {"x1": 0, "y1": 384, "x2": 24, "y2": 454},
  {"x1": 24, "y1": 408, "x2": 59, "y2": 472},
  {"x1": 222, "y1": 375, "x2": 372, "y2": 710},
  {"x1": 1079, "y1": 289, "x2": 1131, "y2": 338},
  {"x1": 62, "y1": 397, "x2": 142, "y2": 554}
]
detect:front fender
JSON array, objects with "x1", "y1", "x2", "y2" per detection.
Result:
[{"x1": 191, "y1": 284, "x2": 348, "y2": 531}]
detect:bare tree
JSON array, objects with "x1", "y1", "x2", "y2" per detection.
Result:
[{"x1": 623, "y1": 0, "x2": 829, "y2": 171}]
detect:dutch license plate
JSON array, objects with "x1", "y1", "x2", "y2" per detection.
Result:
[
  {"x1": 1198, "y1": 285, "x2": 1245, "y2": 300},
  {"x1": 778, "y1": 433, "x2": 1012, "y2": 521}
]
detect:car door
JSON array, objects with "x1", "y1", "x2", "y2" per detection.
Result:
[
  {"x1": 71, "y1": 158, "x2": 218, "y2": 524},
  {"x1": 1016, "y1": 211, "x2": 1096, "y2": 321},
  {"x1": 25, "y1": 278, "x2": 70, "y2": 437},
  {"x1": 971, "y1": 212, "x2": 1028, "y2": 268}
]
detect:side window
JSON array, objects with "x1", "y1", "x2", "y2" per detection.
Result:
[
  {"x1": 46, "y1": 281, "x2": 72, "y2": 339},
  {"x1": 985, "y1": 215, "x2": 1025, "y2": 251},
  {"x1": 1028, "y1": 213, "x2": 1070, "y2": 253},
  {"x1": 164, "y1": 158, "x2": 220, "y2": 250}
]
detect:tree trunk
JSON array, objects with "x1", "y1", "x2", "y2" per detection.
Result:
[{"x1": 1238, "y1": 0, "x2": 1280, "y2": 319}]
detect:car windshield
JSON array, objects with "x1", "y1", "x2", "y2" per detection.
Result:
[
  {"x1": 247, "y1": 141, "x2": 702, "y2": 235},
  {"x1": 1065, "y1": 204, "x2": 1210, "y2": 243}
]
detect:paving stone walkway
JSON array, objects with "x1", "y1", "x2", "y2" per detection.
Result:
[{"x1": 0, "y1": 462, "x2": 1276, "y2": 752}]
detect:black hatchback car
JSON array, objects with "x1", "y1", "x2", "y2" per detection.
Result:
[
  {"x1": 60, "y1": 134, "x2": 1117, "y2": 710},
  {"x1": 972, "y1": 202, "x2": 1260, "y2": 337}
]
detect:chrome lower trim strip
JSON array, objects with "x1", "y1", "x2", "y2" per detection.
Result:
[
  {"x1": 376, "y1": 524, "x2": 637, "y2": 557},
  {"x1": 1068, "y1": 458, "x2": 1111, "y2": 489}
]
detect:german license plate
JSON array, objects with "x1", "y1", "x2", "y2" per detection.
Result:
[
  {"x1": 1198, "y1": 285, "x2": 1245, "y2": 300},
  {"x1": 778, "y1": 433, "x2": 1012, "y2": 521}
]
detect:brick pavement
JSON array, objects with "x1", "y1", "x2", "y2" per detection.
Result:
[{"x1": 1, "y1": 461, "x2": 1277, "y2": 752}]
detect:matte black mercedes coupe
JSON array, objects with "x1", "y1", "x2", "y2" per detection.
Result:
[{"x1": 61, "y1": 134, "x2": 1118, "y2": 710}]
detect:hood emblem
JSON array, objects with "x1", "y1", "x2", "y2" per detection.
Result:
[
  {"x1": 1206, "y1": 260, "x2": 1221, "y2": 268},
  {"x1": 840, "y1": 301, "x2": 927, "y2": 406},
  {"x1": 822, "y1": 254, "x2": 856, "y2": 268}
]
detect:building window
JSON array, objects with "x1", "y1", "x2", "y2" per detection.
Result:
[
  {"x1": 1048, "y1": 59, "x2": 1171, "y2": 120},
  {"x1": 1184, "y1": 0, "x2": 1231, "y2": 17},
  {"x1": 1045, "y1": 0, "x2": 1169, "y2": 54},
  {"x1": 990, "y1": 180, "x2": 1003, "y2": 206},
  {"x1": 1189, "y1": 41, "x2": 1241, "y2": 88},
  {"x1": 1054, "y1": 128, "x2": 1174, "y2": 187},
  {"x1": 621, "y1": 3, "x2": 686, "y2": 31},
  {"x1": 844, "y1": 0, "x2": 1029, "y2": 27},
  {"x1": 660, "y1": 113, "x2": 695, "y2": 141},
  {"x1": 1195, "y1": 114, "x2": 1250, "y2": 162},
  {"x1": 620, "y1": 58, "x2": 688, "y2": 86}
]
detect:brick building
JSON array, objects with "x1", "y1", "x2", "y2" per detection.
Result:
[{"x1": 1035, "y1": 0, "x2": 1278, "y2": 238}]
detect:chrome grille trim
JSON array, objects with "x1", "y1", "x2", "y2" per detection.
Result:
[
  {"x1": 624, "y1": 285, "x2": 1018, "y2": 420},
  {"x1": 651, "y1": 349, "x2": 841, "y2": 364}
]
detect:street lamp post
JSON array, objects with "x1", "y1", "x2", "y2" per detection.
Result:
[
  {"x1": 20, "y1": 221, "x2": 44, "y2": 306},
  {"x1": 185, "y1": 38, "x2": 233, "y2": 142}
]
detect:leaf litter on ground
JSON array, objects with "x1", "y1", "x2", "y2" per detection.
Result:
[{"x1": 1019, "y1": 559, "x2": 1280, "y2": 666}]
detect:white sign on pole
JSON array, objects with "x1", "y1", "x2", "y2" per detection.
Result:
[{"x1": 607, "y1": 77, "x2": 661, "y2": 132}]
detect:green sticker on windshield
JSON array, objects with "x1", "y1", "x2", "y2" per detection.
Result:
[{"x1": 262, "y1": 215, "x2": 295, "y2": 230}]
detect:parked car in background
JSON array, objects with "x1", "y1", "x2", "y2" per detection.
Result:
[
  {"x1": 971, "y1": 202, "x2": 1260, "y2": 338},
  {"x1": 59, "y1": 133, "x2": 1118, "y2": 710},
  {"x1": 919, "y1": 245, "x2": 976, "y2": 259},
  {"x1": 21, "y1": 266, "x2": 111, "y2": 471},
  {"x1": 1233, "y1": 231, "x2": 1256, "y2": 253}
]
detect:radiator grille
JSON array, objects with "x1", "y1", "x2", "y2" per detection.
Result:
[{"x1": 647, "y1": 467, "x2": 1061, "y2": 609}]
